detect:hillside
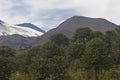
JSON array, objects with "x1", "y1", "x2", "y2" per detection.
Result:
[{"x1": 35, "y1": 16, "x2": 117, "y2": 45}]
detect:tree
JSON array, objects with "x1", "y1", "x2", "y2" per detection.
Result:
[
  {"x1": 103, "y1": 31, "x2": 115, "y2": 66},
  {"x1": 29, "y1": 56, "x2": 70, "y2": 80},
  {"x1": 0, "y1": 57, "x2": 13, "y2": 80},
  {"x1": 82, "y1": 38, "x2": 111, "y2": 80},
  {"x1": 92, "y1": 31, "x2": 104, "y2": 39},
  {"x1": 67, "y1": 41, "x2": 85, "y2": 61},
  {"x1": 50, "y1": 33, "x2": 69, "y2": 46},
  {"x1": 66, "y1": 41, "x2": 85, "y2": 71},
  {"x1": 111, "y1": 32, "x2": 120, "y2": 66},
  {"x1": 73, "y1": 28, "x2": 93, "y2": 43},
  {"x1": 42, "y1": 41, "x2": 64, "y2": 58},
  {"x1": 0, "y1": 46, "x2": 16, "y2": 80},
  {"x1": 102, "y1": 31, "x2": 119, "y2": 80},
  {"x1": 16, "y1": 46, "x2": 43, "y2": 73},
  {"x1": 0, "y1": 46, "x2": 14, "y2": 57},
  {"x1": 28, "y1": 41, "x2": 70, "y2": 80},
  {"x1": 115, "y1": 26, "x2": 120, "y2": 33}
]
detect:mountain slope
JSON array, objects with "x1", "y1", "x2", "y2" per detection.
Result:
[
  {"x1": 35, "y1": 16, "x2": 117, "y2": 45},
  {"x1": 0, "y1": 34, "x2": 38, "y2": 50},
  {"x1": 0, "y1": 20, "x2": 44, "y2": 37},
  {"x1": 16, "y1": 23, "x2": 45, "y2": 33},
  {"x1": 51, "y1": 16, "x2": 117, "y2": 37}
]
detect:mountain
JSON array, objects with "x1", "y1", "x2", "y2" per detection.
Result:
[
  {"x1": 0, "y1": 20, "x2": 44, "y2": 37},
  {"x1": 16, "y1": 23, "x2": 45, "y2": 33},
  {"x1": 0, "y1": 20, "x2": 44, "y2": 49},
  {"x1": 0, "y1": 16, "x2": 117, "y2": 49},
  {"x1": 35, "y1": 16, "x2": 117, "y2": 45},
  {"x1": 0, "y1": 34, "x2": 38, "y2": 50},
  {"x1": 49, "y1": 16, "x2": 117, "y2": 37}
]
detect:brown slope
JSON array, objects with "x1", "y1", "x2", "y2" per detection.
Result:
[
  {"x1": 0, "y1": 34, "x2": 38, "y2": 50},
  {"x1": 35, "y1": 16, "x2": 117, "y2": 45}
]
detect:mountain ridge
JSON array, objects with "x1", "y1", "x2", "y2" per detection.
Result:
[
  {"x1": 16, "y1": 23, "x2": 45, "y2": 33},
  {"x1": 35, "y1": 16, "x2": 117, "y2": 45}
]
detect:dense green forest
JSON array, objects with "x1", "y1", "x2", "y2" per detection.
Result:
[{"x1": 0, "y1": 27, "x2": 120, "y2": 80}]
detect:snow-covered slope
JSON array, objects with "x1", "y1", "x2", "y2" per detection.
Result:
[{"x1": 0, "y1": 20, "x2": 44, "y2": 37}]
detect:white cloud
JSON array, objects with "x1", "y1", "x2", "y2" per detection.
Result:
[
  {"x1": 105, "y1": 0, "x2": 120, "y2": 24},
  {"x1": 0, "y1": 0, "x2": 120, "y2": 31}
]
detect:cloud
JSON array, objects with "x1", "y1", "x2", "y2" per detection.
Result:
[
  {"x1": 27, "y1": 9, "x2": 79, "y2": 30},
  {"x1": 8, "y1": 4, "x2": 30, "y2": 16},
  {"x1": 0, "y1": 0, "x2": 30, "y2": 24},
  {"x1": 105, "y1": 0, "x2": 120, "y2": 24},
  {"x1": 0, "y1": 0, "x2": 120, "y2": 31}
]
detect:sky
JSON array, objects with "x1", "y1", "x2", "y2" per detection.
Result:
[{"x1": 0, "y1": 0, "x2": 119, "y2": 31}]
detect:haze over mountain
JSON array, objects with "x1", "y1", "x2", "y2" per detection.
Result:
[
  {"x1": 0, "y1": 16, "x2": 117, "y2": 49},
  {"x1": 16, "y1": 23, "x2": 45, "y2": 33}
]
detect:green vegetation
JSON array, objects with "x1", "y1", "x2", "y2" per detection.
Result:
[{"x1": 0, "y1": 27, "x2": 120, "y2": 80}]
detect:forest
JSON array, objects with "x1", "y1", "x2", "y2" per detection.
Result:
[{"x1": 0, "y1": 27, "x2": 119, "y2": 80}]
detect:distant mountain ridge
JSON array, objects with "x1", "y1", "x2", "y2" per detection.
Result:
[{"x1": 16, "y1": 23, "x2": 45, "y2": 33}]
